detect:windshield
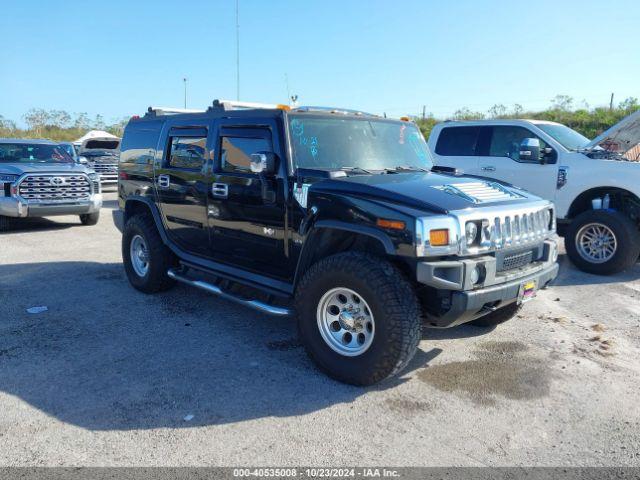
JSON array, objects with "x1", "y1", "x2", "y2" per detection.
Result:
[
  {"x1": 0, "y1": 143, "x2": 74, "y2": 164},
  {"x1": 536, "y1": 123, "x2": 591, "y2": 151},
  {"x1": 287, "y1": 115, "x2": 433, "y2": 171}
]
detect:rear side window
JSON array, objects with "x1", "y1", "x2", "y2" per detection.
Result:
[
  {"x1": 168, "y1": 136, "x2": 207, "y2": 169},
  {"x1": 221, "y1": 136, "x2": 271, "y2": 174},
  {"x1": 435, "y1": 127, "x2": 482, "y2": 156}
]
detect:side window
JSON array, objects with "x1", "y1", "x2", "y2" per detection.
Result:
[
  {"x1": 435, "y1": 127, "x2": 481, "y2": 156},
  {"x1": 489, "y1": 126, "x2": 547, "y2": 162},
  {"x1": 168, "y1": 136, "x2": 207, "y2": 169},
  {"x1": 221, "y1": 136, "x2": 271, "y2": 174}
]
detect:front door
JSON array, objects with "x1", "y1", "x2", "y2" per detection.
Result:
[
  {"x1": 476, "y1": 125, "x2": 559, "y2": 202},
  {"x1": 155, "y1": 125, "x2": 211, "y2": 257},
  {"x1": 208, "y1": 121, "x2": 290, "y2": 279}
]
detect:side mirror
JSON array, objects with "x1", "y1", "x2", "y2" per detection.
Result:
[
  {"x1": 519, "y1": 138, "x2": 540, "y2": 162},
  {"x1": 250, "y1": 152, "x2": 277, "y2": 175},
  {"x1": 78, "y1": 156, "x2": 89, "y2": 165}
]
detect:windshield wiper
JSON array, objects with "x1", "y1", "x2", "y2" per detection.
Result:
[{"x1": 341, "y1": 166, "x2": 373, "y2": 175}]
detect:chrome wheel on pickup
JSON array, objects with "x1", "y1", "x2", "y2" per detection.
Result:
[
  {"x1": 576, "y1": 223, "x2": 617, "y2": 264},
  {"x1": 566, "y1": 209, "x2": 640, "y2": 275},
  {"x1": 317, "y1": 287, "x2": 375, "y2": 356}
]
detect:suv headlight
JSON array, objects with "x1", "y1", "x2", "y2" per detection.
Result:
[{"x1": 464, "y1": 221, "x2": 479, "y2": 246}]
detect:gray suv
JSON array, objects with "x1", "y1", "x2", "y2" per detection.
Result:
[{"x1": 0, "y1": 139, "x2": 102, "y2": 231}]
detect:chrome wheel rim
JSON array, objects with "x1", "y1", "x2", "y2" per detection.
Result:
[
  {"x1": 576, "y1": 222, "x2": 617, "y2": 264},
  {"x1": 317, "y1": 287, "x2": 375, "y2": 357},
  {"x1": 130, "y1": 234, "x2": 150, "y2": 277}
]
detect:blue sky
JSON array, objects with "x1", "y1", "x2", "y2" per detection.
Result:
[{"x1": 1, "y1": 0, "x2": 638, "y2": 125}]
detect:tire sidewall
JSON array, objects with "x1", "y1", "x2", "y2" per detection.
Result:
[
  {"x1": 122, "y1": 219, "x2": 152, "y2": 288},
  {"x1": 297, "y1": 255, "x2": 418, "y2": 384},
  {"x1": 566, "y1": 210, "x2": 639, "y2": 275}
]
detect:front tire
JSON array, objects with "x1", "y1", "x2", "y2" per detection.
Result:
[
  {"x1": 470, "y1": 302, "x2": 521, "y2": 327},
  {"x1": 565, "y1": 210, "x2": 640, "y2": 275},
  {"x1": 295, "y1": 252, "x2": 421, "y2": 386},
  {"x1": 122, "y1": 213, "x2": 177, "y2": 293},
  {"x1": 79, "y1": 212, "x2": 100, "y2": 225}
]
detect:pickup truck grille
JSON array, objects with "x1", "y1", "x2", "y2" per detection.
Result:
[
  {"x1": 18, "y1": 174, "x2": 91, "y2": 202},
  {"x1": 89, "y1": 161, "x2": 118, "y2": 182}
]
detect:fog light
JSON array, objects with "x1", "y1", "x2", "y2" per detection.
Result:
[{"x1": 469, "y1": 265, "x2": 485, "y2": 285}]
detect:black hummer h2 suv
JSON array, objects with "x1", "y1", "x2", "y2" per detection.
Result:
[{"x1": 114, "y1": 101, "x2": 559, "y2": 385}]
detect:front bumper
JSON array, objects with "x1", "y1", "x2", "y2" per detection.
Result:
[
  {"x1": 417, "y1": 239, "x2": 559, "y2": 327},
  {"x1": 0, "y1": 194, "x2": 102, "y2": 218}
]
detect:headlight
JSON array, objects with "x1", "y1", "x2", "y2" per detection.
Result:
[
  {"x1": 415, "y1": 216, "x2": 459, "y2": 257},
  {"x1": 88, "y1": 172, "x2": 99, "y2": 180},
  {"x1": 0, "y1": 174, "x2": 18, "y2": 183},
  {"x1": 465, "y1": 221, "x2": 479, "y2": 246}
]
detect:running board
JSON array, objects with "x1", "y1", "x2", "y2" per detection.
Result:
[{"x1": 167, "y1": 269, "x2": 293, "y2": 317}]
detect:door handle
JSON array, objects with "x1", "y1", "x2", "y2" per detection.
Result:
[
  {"x1": 211, "y1": 183, "x2": 229, "y2": 198},
  {"x1": 482, "y1": 166, "x2": 496, "y2": 172},
  {"x1": 157, "y1": 174, "x2": 170, "y2": 188}
]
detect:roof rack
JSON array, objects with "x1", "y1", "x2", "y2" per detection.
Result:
[
  {"x1": 292, "y1": 106, "x2": 378, "y2": 117},
  {"x1": 209, "y1": 99, "x2": 281, "y2": 111},
  {"x1": 145, "y1": 106, "x2": 206, "y2": 117}
]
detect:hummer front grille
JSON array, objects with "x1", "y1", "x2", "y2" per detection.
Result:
[
  {"x1": 480, "y1": 209, "x2": 551, "y2": 250},
  {"x1": 18, "y1": 174, "x2": 91, "y2": 202}
]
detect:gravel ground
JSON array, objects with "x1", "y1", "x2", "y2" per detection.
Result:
[{"x1": 0, "y1": 191, "x2": 639, "y2": 467}]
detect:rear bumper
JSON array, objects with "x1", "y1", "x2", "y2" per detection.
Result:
[{"x1": 0, "y1": 194, "x2": 102, "y2": 218}]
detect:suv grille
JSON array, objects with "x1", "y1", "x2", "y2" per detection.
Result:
[
  {"x1": 18, "y1": 174, "x2": 91, "y2": 202},
  {"x1": 488, "y1": 209, "x2": 550, "y2": 249},
  {"x1": 498, "y1": 250, "x2": 534, "y2": 272}
]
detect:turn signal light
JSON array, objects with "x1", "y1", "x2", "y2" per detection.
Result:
[
  {"x1": 429, "y1": 229, "x2": 450, "y2": 246},
  {"x1": 377, "y1": 219, "x2": 405, "y2": 230},
  {"x1": 276, "y1": 104, "x2": 291, "y2": 111}
]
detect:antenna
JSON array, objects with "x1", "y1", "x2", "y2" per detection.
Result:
[
  {"x1": 236, "y1": 0, "x2": 240, "y2": 101},
  {"x1": 183, "y1": 77, "x2": 187, "y2": 109}
]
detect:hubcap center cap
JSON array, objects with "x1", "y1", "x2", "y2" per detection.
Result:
[{"x1": 339, "y1": 310, "x2": 357, "y2": 331}]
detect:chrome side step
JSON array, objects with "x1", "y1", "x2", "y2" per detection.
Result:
[{"x1": 167, "y1": 269, "x2": 293, "y2": 317}]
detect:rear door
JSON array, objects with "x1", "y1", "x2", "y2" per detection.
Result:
[
  {"x1": 432, "y1": 126, "x2": 483, "y2": 175},
  {"x1": 155, "y1": 124, "x2": 211, "y2": 257},
  {"x1": 208, "y1": 119, "x2": 291, "y2": 279}
]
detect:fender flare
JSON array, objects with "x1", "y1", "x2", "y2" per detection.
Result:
[{"x1": 123, "y1": 195, "x2": 170, "y2": 244}]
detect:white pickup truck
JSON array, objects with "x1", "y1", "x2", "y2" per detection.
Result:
[{"x1": 429, "y1": 111, "x2": 640, "y2": 275}]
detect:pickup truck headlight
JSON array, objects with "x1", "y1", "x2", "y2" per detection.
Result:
[
  {"x1": 88, "y1": 172, "x2": 99, "y2": 181},
  {"x1": 0, "y1": 174, "x2": 18, "y2": 183}
]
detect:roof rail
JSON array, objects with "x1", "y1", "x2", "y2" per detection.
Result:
[
  {"x1": 146, "y1": 106, "x2": 206, "y2": 117},
  {"x1": 209, "y1": 99, "x2": 281, "y2": 111},
  {"x1": 293, "y1": 106, "x2": 378, "y2": 117}
]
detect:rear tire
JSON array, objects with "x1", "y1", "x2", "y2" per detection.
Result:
[
  {"x1": 0, "y1": 215, "x2": 10, "y2": 232},
  {"x1": 470, "y1": 303, "x2": 521, "y2": 327},
  {"x1": 79, "y1": 212, "x2": 100, "y2": 226},
  {"x1": 295, "y1": 252, "x2": 421, "y2": 386},
  {"x1": 122, "y1": 213, "x2": 177, "y2": 293},
  {"x1": 565, "y1": 210, "x2": 640, "y2": 275}
]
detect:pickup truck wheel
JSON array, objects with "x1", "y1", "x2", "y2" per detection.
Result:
[
  {"x1": 79, "y1": 212, "x2": 100, "y2": 226},
  {"x1": 295, "y1": 252, "x2": 421, "y2": 386},
  {"x1": 470, "y1": 303, "x2": 521, "y2": 327},
  {"x1": 122, "y1": 214, "x2": 176, "y2": 293},
  {"x1": 565, "y1": 210, "x2": 640, "y2": 275},
  {"x1": 0, "y1": 215, "x2": 10, "y2": 232}
]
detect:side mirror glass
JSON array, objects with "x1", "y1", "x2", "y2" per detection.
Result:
[
  {"x1": 519, "y1": 138, "x2": 541, "y2": 162},
  {"x1": 250, "y1": 152, "x2": 276, "y2": 175}
]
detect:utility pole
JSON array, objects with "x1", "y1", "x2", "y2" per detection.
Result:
[
  {"x1": 236, "y1": 0, "x2": 240, "y2": 101},
  {"x1": 610, "y1": 92, "x2": 615, "y2": 111},
  {"x1": 183, "y1": 77, "x2": 187, "y2": 108},
  {"x1": 422, "y1": 105, "x2": 426, "y2": 121}
]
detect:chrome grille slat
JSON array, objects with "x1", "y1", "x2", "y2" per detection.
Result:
[{"x1": 18, "y1": 174, "x2": 91, "y2": 202}]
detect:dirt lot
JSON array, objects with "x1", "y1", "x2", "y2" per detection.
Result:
[{"x1": 1, "y1": 191, "x2": 639, "y2": 466}]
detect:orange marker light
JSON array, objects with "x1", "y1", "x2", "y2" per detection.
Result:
[
  {"x1": 377, "y1": 219, "x2": 406, "y2": 230},
  {"x1": 276, "y1": 104, "x2": 291, "y2": 111},
  {"x1": 400, "y1": 116, "x2": 410, "y2": 121},
  {"x1": 429, "y1": 229, "x2": 450, "y2": 246}
]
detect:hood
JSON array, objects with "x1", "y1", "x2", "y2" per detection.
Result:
[
  {"x1": 0, "y1": 162, "x2": 93, "y2": 176},
  {"x1": 585, "y1": 110, "x2": 640, "y2": 159},
  {"x1": 310, "y1": 172, "x2": 542, "y2": 214}
]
